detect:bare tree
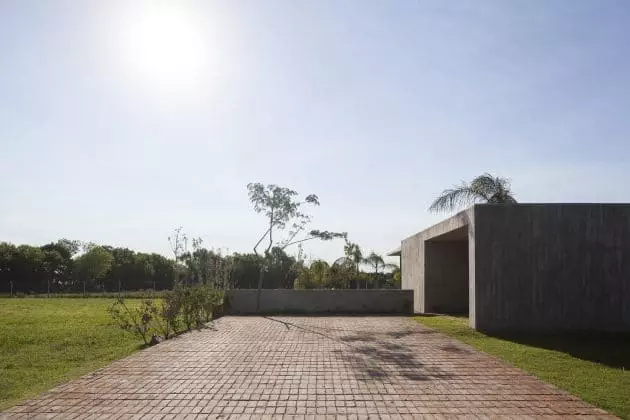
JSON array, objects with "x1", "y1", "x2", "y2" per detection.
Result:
[
  {"x1": 247, "y1": 183, "x2": 346, "y2": 310},
  {"x1": 168, "y1": 227, "x2": 188, "y2": 286}
]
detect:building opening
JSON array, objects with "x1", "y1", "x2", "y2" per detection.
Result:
[{"x1": 424, "y1": 225, "x2": 469, "y2": 315}]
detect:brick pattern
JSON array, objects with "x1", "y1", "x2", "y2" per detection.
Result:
[{"x1": 3, "y1": 316, "x2": 614, "y2": 419}]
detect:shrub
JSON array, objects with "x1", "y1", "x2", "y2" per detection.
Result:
[
  {"x1": 200, "y1": 287, "x2": 214, "y2": 323},
  {"x1": 107, "y1": 298, "x2": 157, "y2": 345},
  {"x1": 107, "y1": 286, "x2": 225, "y2": 344},
  {"x1": 177, "y1": 285, "x2": 225, "y2": 330},
  {"x1": 177, "y1": 286, "x2": 201, "y2": 330},
  {"x1": 155, "y1": 291, "x2": 181, "y2": 339}
]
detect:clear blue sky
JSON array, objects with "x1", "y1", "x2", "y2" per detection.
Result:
[{"x1": 1, "y1": 0, "x2": 629, "y2": 262}]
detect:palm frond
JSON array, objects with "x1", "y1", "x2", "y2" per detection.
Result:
[
  {"x1": 469, "y1": 173, "x2": 497, "y2": 200},
  {"x1": 483, "y1": 174, "x2": 517, "y2": 204},
  {"x1": 430, "y1": 173, "x2": 517, "y2": 213},
  {"x1": 429, "y1": 184, "x2": 485, "y2": 213}
]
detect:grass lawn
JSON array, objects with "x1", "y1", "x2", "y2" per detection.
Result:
[
  {"x1": 415, "y1": 315, "x2": 630, "y2": 419},
  {"x1": 0, "y1": 298, "x2": 144, "y2": 411}
]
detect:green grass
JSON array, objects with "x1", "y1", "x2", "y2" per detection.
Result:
[
  {"x1": 0, "y1": 298, "x2": 144, "y2": 410},
  {"x1": 0, "y1": 291, "x2": 166, "y2": 299},
  {"x1": 415, "y1": 315, "x2": 630, "y2": 419}
]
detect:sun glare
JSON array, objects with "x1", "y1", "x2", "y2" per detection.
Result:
[{"x1": 123, "y1": 9, "x2": 207, "y2": 93}]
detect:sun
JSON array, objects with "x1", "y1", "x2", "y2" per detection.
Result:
[{"x1": 123, "y1": 9, "x2": 207, "y2": 93}]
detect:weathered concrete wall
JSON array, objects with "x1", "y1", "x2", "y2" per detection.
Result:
[
  {"x1": 401, "y1": 233, "x2": 425, "y2": 312},
  {"x1": 401, "y1": 210, "x2": 473, "y2": 313},
  {"x1": 425, "y1": 240, "x2": 469, "y2": 313},
  {"x1": 473, "y1": 204, "x2": 630, "y2": 332},
  {"x1": 225, "y1": 289, "x2": 414, "y2": 314}
]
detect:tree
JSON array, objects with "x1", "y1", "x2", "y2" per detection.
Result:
[
  {"x1": 181, "y1": 239, "x2": 233, "y2": 288},
  {"x1": 55, "y1": 239, "x2": 81, "y2": 257},
  {"x1": 74, "y1": 245, "x2": 114, "y2": 295},
  {"x1": 13, "y1": 245, "x2": 45, "y2": 294},
  {"x1": 0, "y1": 243, "x2": 18, "y2": 295},
  {"x1": 327, "y1": 260, "x2": 353, "y2": 289},
  {"x1": 41, "y1": 248, "x2": 64, "y2": 297},
  {"x1": 1, "y1": 241, "x2": 79, "y2": 295},
  {"x1": 107, "y1": 247, "x2": 135, "y2": 292},
  {"x1": 267, "y1": 247, "x2": 298, "y2": 289},
  {"x1": 363, "y1": 252, "x2": 398, "y2": 289},
  {"x1": 168, "y1": 227, "x2": 188, "y2": 285},
  {"x1": 344, "y1": 242, "x2": 363, "y2": 288},
  {"x1": 134, "y1": 253, "x2": 155, "y2": 290},
  {"x1": 429, "y1": 173, "x2": 517, "y2": 213},
  {"x1": 248, "y1": 183, "x2": 318, "y2": 303},
  {"x1": 294, "y1": 265, "x2": 316, "y2": 289},
  {"x1": 247, "y1": 183, "x2": 345, "y2": 309},
  {"x1": 1, "y1": 239, "x2": 177, "y2": 295},
  {"x1": 294, "y1": 260, "x2": 331, "y2": 289},
  {"x1": 41, "y1": 239, "x2": 78, "y2": 294},
  {"x1": 309, "y1": 260, "x2": 330, "y2": 289},
  {"x1": 230, "y1": 253, "x2": 263, "y2": 289},
  {"x1": 364, "y1": 252, "x2": 384, "y2": 275},
  {"x1": 392, "y1": 266, "x2": 401, "y2": 289},
  {"x1": 147, "y1": 253, "x2": 175, "y2": 290}
]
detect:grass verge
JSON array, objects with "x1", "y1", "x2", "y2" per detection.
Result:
[
  {"x1": 0, "y1": 298, "x2": 144, "y2": 410},
  {"x1": 415, "y1": 315, "x2": 630, "y2": 419}
]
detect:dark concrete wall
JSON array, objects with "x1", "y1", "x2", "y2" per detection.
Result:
[
  {"x1": 425, "y1": 240, "x2": 469, "y2": 313},
  {"x1": 472, "y1": 204, "x2": 630, "y2": 332},
  {"x1": 225, "y1": 289, "x2": 414, "y2": 314}
]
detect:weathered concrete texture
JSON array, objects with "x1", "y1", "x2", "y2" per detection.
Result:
[
  {"x1": 399, "y1": 203, "x2": 630, "y2": 332},
  {"x1": 473, "y1": 204, "x2": 630, "y2": 332},
  {"x1": 4, "y1": 317, "x2": 613, "y2": 418},
  {"x1": 225, "y1": 289, "x2": 414, "y2": 314},
  {"x1": 401, "y1": 209, "x2": 473, "y2": 313}
]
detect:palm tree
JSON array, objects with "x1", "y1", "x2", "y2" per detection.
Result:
[
  {"x1": 309, "y1": 260, "x2": 330, "y2": 289},
  {"x1": 363, "y1": 252, "x2": 384, "y2": 288},
  {"x1": 429, "y1": 172, "x2": 517, "y2": 213},
  {"x1": 364, "y1": 252, "x2": 384, "y2": 275},
  {"x1": 343, "y1": 241, "x2": 363, "y2": 289}
]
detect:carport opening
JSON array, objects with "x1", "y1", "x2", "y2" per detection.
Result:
[{"x1": 424, "y1": 225, "x2": 469, "y2": 315}]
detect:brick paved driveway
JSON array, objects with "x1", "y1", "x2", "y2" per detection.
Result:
[{"x1": 4, "y1": 316, "x2": 613, "y2": 419}]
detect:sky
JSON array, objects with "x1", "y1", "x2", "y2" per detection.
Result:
[{"x1": 1, "y1": 0, "x2": 630, "y2": 263}]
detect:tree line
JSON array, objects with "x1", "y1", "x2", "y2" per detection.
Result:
[
  {"x1": 0, "y1": 234, "x2": 399, "y2": 295},
  {"x1": 0, "y1": 236, "x2": 380, "y2": 295},
  {"x1": 0, "y1": 240, "x2": 175, "y2": 295}
]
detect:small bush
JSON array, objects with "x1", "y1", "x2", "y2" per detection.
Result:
[
  {"x1": 107, "y1": 298, "x2": 157, "y2": 345},
  {"x1": 176, "y1": 287, "x2": 199, "y2": 330},
  {"x1": 108, "y1": 286, "x2": 225, "y2": 344},
  {"x1": 155, "y1": 291, "x2": 181, "y2": 339},
  {"x1": 177, "y1": 286, "x2": 225, "y2": 330},
  {"x1": 200, "y1": 288, "x2": 214, "y2": 323},
  {"x1": 210, "y1": 289, "x2": 225, "y2": 318}
]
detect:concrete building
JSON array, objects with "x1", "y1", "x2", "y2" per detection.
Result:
[{"x1": 390, "y1": 204, "x2": 630, "y2": 332}]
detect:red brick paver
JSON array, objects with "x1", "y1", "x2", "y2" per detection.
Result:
[{"x1": 3, "y1": 316, "x2": 614, "y2": 419}]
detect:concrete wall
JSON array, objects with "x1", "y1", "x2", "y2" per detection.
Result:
[
  {"x1": 401, "y1": 209, "x2": 473, "y2": 313},
  {"x1": 401, "y1": 233, "x2": 425, "y2": 313},
  {"x1": 225, "y1": 289, "x2": 414, "y2": 314},
  {"x1": 425, "y1": 240, "x2": 469, "y2": 313},
  {"x1": 473, "y1": 204, "x2": 630, "y2": 332}
]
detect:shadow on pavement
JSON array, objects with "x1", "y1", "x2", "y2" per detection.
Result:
[{"x1": 262, "y1": 316, "x2": 453, "y2": 383}]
